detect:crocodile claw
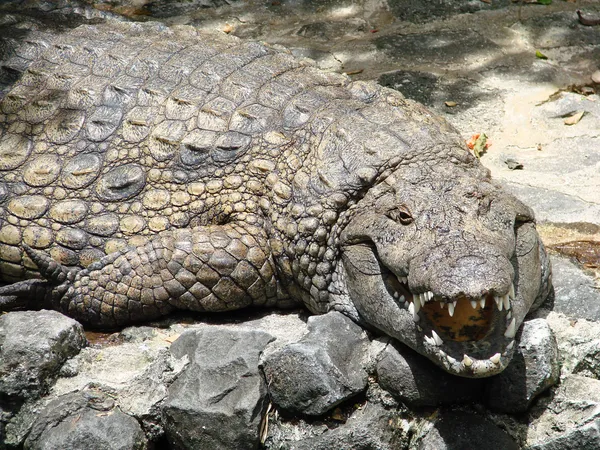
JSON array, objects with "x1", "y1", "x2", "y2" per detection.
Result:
[{"x1": 23, "y1": 244, "x2": 74, "y2": 284}]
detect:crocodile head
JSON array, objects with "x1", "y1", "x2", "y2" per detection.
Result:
[{"x1": 337, "y1": 162, "x2": 550, "y2": 377}]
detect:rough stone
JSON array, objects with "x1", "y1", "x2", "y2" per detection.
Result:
[
  {"x1": 261, "y1": 312, "x2": 369, "y2": 416},
  {"x1": 485, "y1": 318, "x2": 560, "y2": 413},
  {"x1": 23, "y1": 389, "x2": 147, "y2": 450},
  {"x1": 539, "y1": 311, "x2": 600, "y2": 379},
  {"x1": 0, "y1": 310, "x2": 87, "y2": 401},
  {"x1": 527, "y1": 376, "x2": 600, "y2": 449},
  {"x1": 548, "y1": 255, "x2": 600, "y2": 321},
  {"x1": 376, "y1": 342, "x2": 484, "y2": 407},
  {"x1": 268, "y1": 403, "x2": 407, "y2": 450},
  {"x1": 163, "y1": 327, "x2": 275, "y2": 450},
  {"x1": 415, "y1": 410, "x2": 519, "y2": 450}
]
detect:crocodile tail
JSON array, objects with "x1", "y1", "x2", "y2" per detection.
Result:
[{"x1": 23, "y1": 244, "x2": 76, "y2": 284}]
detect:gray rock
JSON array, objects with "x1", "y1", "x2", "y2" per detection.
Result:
[
  {"x1": 261, "y1": 312, "x2": 369, "y2": 416},
  {"x1": 573, "y1": 340, "x2": 600, "y2": 379},
  {"x1": 279, "y1": 403, "x2": 407, "y2": 450},
  {"x1": 23, "y1": 389, "x2": 147, "y2": 450},
  {"x1": 119, "y1": 348, "x2": 187, "y2": 441},
  {"x1": 163, "y1": 327, "x2": 275, "y2": 450},
  {"x1": 0, "y1": 310, "x2": 87, "y2": 401},
  {"x1": 548, "y1": 255, "x2": 600, "y2": 321},
  {"x1": 485, "y1": 318, "x2": 560, "y2": 413},
  {"x1": 376, "y1": 343, "x2": 484, "y2": 407},
  {"x1": 527, "y1": 375, "x2": 600, "y2": 450},
  {"x1": 541, "y1": 311, "x2": 600, "y2": 377},
  {"x1": 415, "y1": 410, "x2": 519, "y2": 450}
]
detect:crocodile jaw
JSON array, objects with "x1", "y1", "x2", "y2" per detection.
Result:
[{"x1": 341, "y1": 244, "x2": 521, "y2": 378}]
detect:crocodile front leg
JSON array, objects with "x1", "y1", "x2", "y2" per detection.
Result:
[{"x1": 0, "y1": 223, "x2": 280, "y2": 327}]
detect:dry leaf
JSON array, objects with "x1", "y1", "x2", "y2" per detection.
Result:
[
  {"x1": 578, "y1": 10, "x2": 600, "y2": 26},
  {"x1": 505, "y1": 158, "x2": 523, "y2": 170},
  {"x1": 345, "y1": 69, "x2": 364, "y2": 76},
  {"x1": 564, "y1": 111, "x2": 584, "y2": 125},
  {"x1": 223, "y1": 23, "x2": 234, "y2": 34},
  {"x1": 537, "y1": 143, "x2": 543, "y2": 151},
  {"x1": 535, "y1": 50, "x2": 548, "y2": 60},
  {"x1": 445, "y1": 101, "x2": 457, "y2": 107},
  {"x1": 331, "y1": 407, "x2": 345, "y2": 421},
  {"x1": 480, "y1": 0, "x2": 491, "y2": 4}
]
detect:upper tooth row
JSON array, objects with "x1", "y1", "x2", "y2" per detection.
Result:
[
  {"x1": 409, "y1": 283, "x2": 515, "y2": 320},
  {"x1": 494, "y1": 282, "x2": 515, "y2": 311}
]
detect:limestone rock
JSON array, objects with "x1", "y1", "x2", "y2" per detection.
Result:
[
  {"x1": 485, "y1": 318, "x2": 560, "y2": 413},
  {"x1": 269, "y1": 403, "x2": 407, "y2": 450},
  {"x1": 261, "y1": 312, "x2": 369, "y2": 416},
  {"x1": 549, "y1": 256, "x2": 600, "y2": 321},
  {"x1": 163, "y1": 327, "x2": 274, "y2": 450},
  {"x1": 527, "y1": 375, "x2": 600, "y2": 449},
  {"x1": 24, "y1": 389, "x2": 147, "y2": 450},
  {"x1": 0, "y1": 310, "x2": 87, "y2": 401}
]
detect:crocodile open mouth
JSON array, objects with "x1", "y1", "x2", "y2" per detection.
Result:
[
  {"x1": 340, "y1": 242, "x2": 518, "y2": 376},
  {"x1": 382, "y1": 268, "x2": 517, "y2": 375}
]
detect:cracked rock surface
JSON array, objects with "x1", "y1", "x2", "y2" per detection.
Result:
[
  {"x1": 163, "y1": 327, "x2": 275, "y2": 450},
  {"x1": 262, "y1": 312, "x2": 369, "y2": 416}
]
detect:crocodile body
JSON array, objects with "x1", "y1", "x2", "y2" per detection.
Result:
[{"x1": 0, "y1": 20, "x2": 551, "y2": 377}]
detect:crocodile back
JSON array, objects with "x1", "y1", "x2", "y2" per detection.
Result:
[{"x1": 0, "y1": 20, "x2": 353, "y2": 280}]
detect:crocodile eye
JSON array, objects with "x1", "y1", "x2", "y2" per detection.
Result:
[{"x1": 386, "y1": 205, "x2": 413, "y2": 225}]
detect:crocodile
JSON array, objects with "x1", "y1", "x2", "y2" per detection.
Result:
[{"x1": 0, "y1": 19, "x2": 551, "y2": 378}]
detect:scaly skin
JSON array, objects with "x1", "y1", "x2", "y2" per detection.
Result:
[{"x1": 0, "y1": 20, "x2": 551, "y2": 377}]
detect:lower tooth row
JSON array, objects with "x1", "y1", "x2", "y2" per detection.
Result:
[
  {"x1": 424, "y1": 330, "x2": 444, "y2": 347},
  {"x1": 437, "y1": 347, "x2": 513, "y2": 371}
]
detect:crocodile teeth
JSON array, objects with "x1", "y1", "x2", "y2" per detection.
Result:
[
  {"x1": 408, "y1": 302, "x2": 419, "y2": 322},
  {"x1": 424, "y1": 335, "x2": 435, "y2": 346},
  {"x1": 447, "y1": 301, "x2": 455, "y2": 317},
  {"x1": 480, "y1": 297, "x2": 486, "y2": 308},
  {"x1": 505, "y1": 318, "x2": 516, "y2": 338},
  {"x1": 503, "y1": 294, "x2": 511, "y2": 311},
  {"x1": 462, "y1": 354, "x2": 473, "y2": 367},
  {"x1": 393, "y1": 291, "x2": 399, "y2": 299},
  {"x1": 440, "y1": 302, "x2": 445, "y2": 309},
  {"x1": 413, "y1": 295, "x2": 421, "y2": 314},
  {"x1": 447, "y1": 355, "x2": 457, "y2": 365},
  {"x1": 470, "y1": 300, "x2": 477, "y2": 309},
  {"x1": 506, "y1": 340, "x2": 515, "y2": 352},
  {"x1": 399, "y1": 276, "x2": 408, "y2": 284},
  {"x1": 509, "y1": 283, "x2": 515, "y2": 299},
  {"x1": 490, "y1": 353, "x2": 501, "y2": 365},
  {"x1": 398, "y1": 295, "x2": 405, "y2": 303},
  {"x1": 432, "y1": 330, "x2": 443, "y2": 346},
  {"x1": 426, "y1": 291, "x2": 434, "y2": 301},
  {"x1": 495, "y1": 296, "x2": 503, "y2": 311}
]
